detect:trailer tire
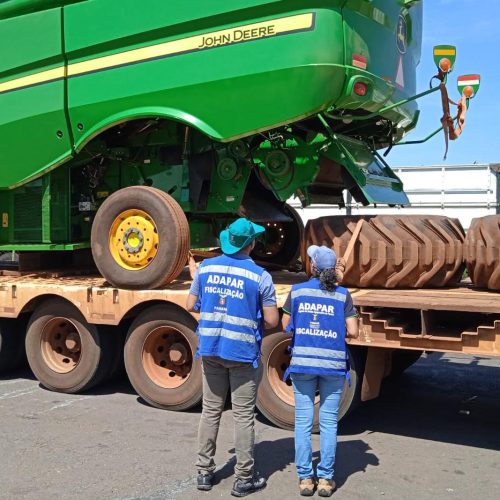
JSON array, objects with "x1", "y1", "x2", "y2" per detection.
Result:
[
  {"x1": 91, "y1": 186, "x2": 190, "y2": 289},
  {"x1": 303, "y1": 215, "x2": 465, "y2": 288},
  {"x1": 256, "y1": 332, "x2": 366, "y2": 431},
  {"x1": 0, "y1": 318, "x2": 26, "y2": 373},
  {"x1": 124, "y1": 305, "x2": 202, "y2": 411},
  {"x1": 98, "y1": 325, "x2": 125, "y2": 383},
  {"x1": 25, "y1": 299, "x2": 112, "y2": 393},
  {"x1": 464, "y1": 215, "x2": 500, "y2": 290}
]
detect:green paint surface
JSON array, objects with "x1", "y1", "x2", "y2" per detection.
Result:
[{"x1": 0, "y1": 0, "x2": 424, "y2": 250}]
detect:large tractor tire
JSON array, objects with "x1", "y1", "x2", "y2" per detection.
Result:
[
  {"x1": 303, "y1": 215, "x2": 465, "y2": 288},
  {"x1": 464, "y1": 215, "x2": 500, "y2": 290},
  {"x1": 0, "y1": 318, "x2": 26, "y2": 373},
  {"x1": 25, "y1": 299, "x2": 118, "y2": 393},
  {"x1": 91, "y1": 186, "x2": 190, "y2": 289},
  {"x1": 124, "y1": 304, "x2": 202, "y2": 411},
  {"x1": 251, "y1": 204, "x2": 304, "y2": 269},
  {"x1": 256, "y1": 331, "x2": 366, "y2": 431}
]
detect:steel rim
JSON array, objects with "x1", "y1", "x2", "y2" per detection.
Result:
[
  {"x1": 109, "y1": 209, "x2": 159, "y2": 270},
  {"x1": 40, "y1": 317, "x2": 82, "y2": 374},
  {"x1": 142, "y1": 326, "x2": 193, "y2": 389}
]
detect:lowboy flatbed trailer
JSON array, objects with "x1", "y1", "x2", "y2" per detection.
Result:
[{"x1": 0, "y1": 269, "x2": 497, "y2": 429}]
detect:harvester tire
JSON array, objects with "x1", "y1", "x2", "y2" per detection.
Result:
[
  {"x1": 464, "y1": 215, "x2": 500, "y2": 290},
  {"x1": 256, "y1": 331, "x2": 366, "y2": 431},
  {"x1": 303, "y1": 215, "x2": 465, "y2": 288},
  {"x1": 91, "y1": 186, "x2": 190, "y2": 289},
  {"x1": 0, "y1": 318, "x2": 26, "y2": 373},
  {"x1": 124, "y1": 305, "x2": 202, "y2": 411},
  {"x1": 252, "y1": 204, "x2": 304, "y2": 269},
  {"x1": 25, "y1": 299, "x2": 113, "y2": 393}
]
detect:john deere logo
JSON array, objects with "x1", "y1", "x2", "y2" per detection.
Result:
[{"x1": 396, "y1": 14, "x2": 407, "y2": 54}]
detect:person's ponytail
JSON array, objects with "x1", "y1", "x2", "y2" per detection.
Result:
[{"x1": 317, "y1": 268, "x2": 337, "y2": 292}]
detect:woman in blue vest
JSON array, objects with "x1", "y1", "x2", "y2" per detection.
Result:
[{"x1": 282, "y1": 245, "x2": 359, "y2": 497}]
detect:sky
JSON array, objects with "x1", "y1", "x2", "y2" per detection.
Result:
[{"x1": 387, "y1": 0, "x2": 498, "y2": 167}]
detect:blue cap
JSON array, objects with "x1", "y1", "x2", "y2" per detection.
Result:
[
  {"x1": 307, "y1": 245, "x2": 337, "y2": 271},
  {"x1": 220, "y1": 218, "x2": 265, "y2": 255}
]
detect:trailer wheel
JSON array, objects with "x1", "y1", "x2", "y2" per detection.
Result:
[
  {"x1": 25, "y1": 299, "x2": 113, "y2": 393},
  {"x1": 91, "y1": 186, "x2": 190, "y2": 289},
  {"x1": 0, "y1": 318, "x2": 26, "y2": 373},
  {"x1": 124, "y1": 305, "x2": 202, "y2": 411},
  {"x1": 256, "y1": 332, "x2": 365, "y2": 431}
]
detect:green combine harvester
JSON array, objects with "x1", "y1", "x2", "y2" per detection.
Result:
[{"x1": 0, "y1": 0, "x2": 479, "y2": 288}]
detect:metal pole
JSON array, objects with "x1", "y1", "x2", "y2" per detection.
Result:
[{"x1": 346, "y1": 191, "x2": 352, "y2": 215}]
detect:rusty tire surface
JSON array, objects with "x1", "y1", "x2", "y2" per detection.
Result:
[
  {"x1": 464, "y1": 215, "x2": 500, "y2": 290},
  {"x1": 303, "y1": 215, "x2": 466, "y2": 288},
  {"x1": 25, "y1": 299, "x2": 113, "y2": 393},
  {"x1": 124, "y1": 304, "x2": 202, "y2": 411},
  {"x1": 0, "y1": 317, "x2": 26, "y2": 373},
  {"x1": 91, "y1": 186, "x2": 190, "y2": 289},
  {"x1": 256, "y1": 331, "x2": 365, "y2": 431}
]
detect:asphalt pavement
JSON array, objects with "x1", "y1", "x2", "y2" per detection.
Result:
[{"x1": 1, "y1": 352, "x2": 499, "y2": 500}]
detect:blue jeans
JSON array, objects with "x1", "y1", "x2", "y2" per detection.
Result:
[{"x1": 291, "y1": 373, "x2": 344, "y2": 480}]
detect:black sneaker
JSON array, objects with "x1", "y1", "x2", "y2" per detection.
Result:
[
  {"x1": 197, "y1": 472, "x2": 214, "y2": 491},
  {"x1": 231, "y1": 476, "x2": 267, "y2": 497}
]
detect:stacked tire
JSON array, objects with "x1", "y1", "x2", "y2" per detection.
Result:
[
  {"x1": 464, "y1": 215, "x2": 500, "y2": 290},
  {"x1": 303, "y1": 215, "x2": 466, "y2": 288}
]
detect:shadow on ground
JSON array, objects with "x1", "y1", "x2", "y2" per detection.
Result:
[
  {"x1": 340, "y1": 352, "x2": 500, "y2": 451},
  {"x1": 209, "y1": 437, "x2": 378, "y2": 489}
]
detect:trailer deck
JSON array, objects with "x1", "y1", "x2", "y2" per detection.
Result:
[{"x1": 0, "y1": 269, "x2": 498, "y2": 355}]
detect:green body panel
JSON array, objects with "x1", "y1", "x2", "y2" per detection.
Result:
[
  {"x1": 0, "y1": 6, "x2": 72, "y2": 188},
  {"x1": 65, "y1": 3, "x2": 345, "y2": 150},
  {"x1": 0, "y1": 0, "x2": 424, "y2": 251}
]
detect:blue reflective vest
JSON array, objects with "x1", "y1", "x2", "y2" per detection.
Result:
[
  {"x1": 195, "y1": 254, "x2": 265, "y2": 366},
  {"x1": 286, "y1": 278, "x2": 348, "y2": 378}
]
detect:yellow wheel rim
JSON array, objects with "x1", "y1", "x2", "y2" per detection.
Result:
[{"x1": 109, "y1": 209, "x2": 159, "y2": 270}]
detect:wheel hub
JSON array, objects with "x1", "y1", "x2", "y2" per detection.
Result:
[
  {"x1": 109, "y1": 209, "x2": 159, "y2": 270},
  {"x1": 169, "y1": 342, "x2": 188, "y2": 365},
  {"x1": 122, "y1": 227, "x2": 144, "y2": 254},
  {"x1": 41, "y1": 318, "x2": 82, "y2": 374},
  {"x1": 142, "y1": 327, "x2": 192, "y2": 389},
  {"x1": 64, "y1": 331, "x2": 81, "y2": 353}
]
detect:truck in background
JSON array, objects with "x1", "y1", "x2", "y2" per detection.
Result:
[{"x1": 291, "y1": 163, "x2": 500, "y2": 230}]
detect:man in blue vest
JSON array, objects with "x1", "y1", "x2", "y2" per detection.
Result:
[
  {"x1": 187, "y1": 217, "x2": 279, "y2": 497},
  {"x1": 282, "y1": 245, "x2": 359, "y2": 497}
]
